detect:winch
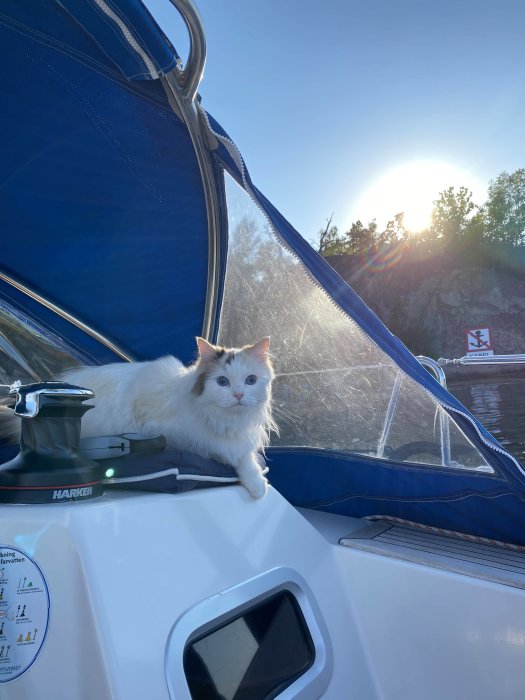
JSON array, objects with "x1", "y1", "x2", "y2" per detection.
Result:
[{"x1": 0, "y1": 382, "x2": 104, "y2": 504}]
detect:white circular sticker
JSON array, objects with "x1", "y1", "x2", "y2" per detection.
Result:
[{"x1": 0, "y1": 546, "x2": 50, "y2": 683}]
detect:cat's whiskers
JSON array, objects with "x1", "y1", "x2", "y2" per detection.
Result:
[{"x1": 272, "y1": 403, "x2": 301, "y2": 432}]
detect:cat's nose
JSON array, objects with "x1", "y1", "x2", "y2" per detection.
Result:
[{"x1": 233, "y1": 391, "x2": 244, "y2": 401}]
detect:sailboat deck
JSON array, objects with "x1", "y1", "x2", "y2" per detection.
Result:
[{"x1": 299, "y1": 508, "x2": 525, "y2": 590}]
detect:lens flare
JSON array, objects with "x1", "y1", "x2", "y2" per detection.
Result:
[
  {"x1": 351, "y1": 160, "x2": 486, "y2": 233},
  {"x1": 366, "y1": 241, "x2": 405, "y2": 271}
]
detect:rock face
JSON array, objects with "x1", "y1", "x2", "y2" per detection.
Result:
[{"x1": 327, "y1": 252, "x2": 525, "y2": 369}]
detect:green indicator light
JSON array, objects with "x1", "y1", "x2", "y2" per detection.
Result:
[{"x1": 105, "y1": 468, "x2": 115, "y2": 478}]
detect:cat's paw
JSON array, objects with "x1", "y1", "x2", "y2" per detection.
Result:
[{"x1": 242, "y1": 473, "x2": 268, "y2": 499}]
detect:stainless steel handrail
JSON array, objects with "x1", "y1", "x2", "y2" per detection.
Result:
[
  {"x1": 166, "y1": 0, "x2": 206, "y2": 103},
  {"x1": 0, "y1": 272, "x2": 133, "y2": 362},
  {"x1": 376, "y1": 370, "x2": 403, "y2": 459},
  {"x1": 439, "y1": 354, "x2": 525, "y2": 367},
  {"x1": 416, "y1": 356, "x2": 451, "y2": 467},
  {"x1": 416, "y1": 356, "x2": 448, "y2": 388},
  {"x1": 161, "y1": 0, "x2": 221, "y2": 341}
]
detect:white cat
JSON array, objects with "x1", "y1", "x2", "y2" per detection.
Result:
[{"x1": 0, "y1": 337, "x2": 276, "y2": 498}]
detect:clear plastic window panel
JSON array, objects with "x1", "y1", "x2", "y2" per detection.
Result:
[
  {"x1": 0, "y1": 300, "x2": 83, "y2": 402},
  {"x1": 218, "y1": 174, "x2": 492, "y2": 473}
]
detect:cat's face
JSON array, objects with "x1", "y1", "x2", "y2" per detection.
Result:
[{"x1": 193, "y1": 338, "x2": 274, "y2": 412}]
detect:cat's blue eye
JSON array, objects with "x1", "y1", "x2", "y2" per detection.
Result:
[
  {"x1": 216, "y1": 376, "x2": 230, "y2": 387},
  {"x1": 245, "y1": 375, "x2": 257, "y2": 385}
]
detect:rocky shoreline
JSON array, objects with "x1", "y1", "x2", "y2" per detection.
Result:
[{"x1": 327, "y1": 249, "x2": 525, "y2": 377}]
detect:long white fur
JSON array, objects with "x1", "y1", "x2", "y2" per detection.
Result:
[{"x1": 0, "y1": 338, "x2": 276, "y2": 498}]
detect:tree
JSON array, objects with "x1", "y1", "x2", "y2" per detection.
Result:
[
  {"x1": 429, "y1": 186, "x2": 480, "y2": 246},
  {"x1": 317, "y1": 215, "x2": 346, "y2": 256},
  {"x1": 378, "y1": 212, "x2": 408, "y2": 247},
  {"x1": 316, "y1": 168, "x2": 525, "y2": 268},
  {"x1": 316, "y1": 217, "x2": 380, "y2": 256},
  {"x1": 345, "y1": 220, "x2": 378, "y2": 255},
  {"x1": 484, "y1": 169, "x2": 525, "y2": 245}
]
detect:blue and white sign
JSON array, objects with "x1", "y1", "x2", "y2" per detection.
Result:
[{"x1": 0, "y1": 546, "x2": 50, "y2": 683}]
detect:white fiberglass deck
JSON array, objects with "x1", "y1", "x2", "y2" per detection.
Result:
[
  {"x1": 2, "y1": 487, "x2": 525, "y2": 699},
  {"x1": 300, "y1": 506, "x2": 525, "y2": 700},
  {"x1": 341, "y1": 520, "x2": 525, "y2": 590}
]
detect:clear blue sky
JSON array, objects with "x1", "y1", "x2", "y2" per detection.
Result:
[{"x1": 147, "y1": 0, "x2": 525, "y2": 241}]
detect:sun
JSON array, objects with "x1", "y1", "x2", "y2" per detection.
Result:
[{"x1": 352, "y1": 160, "x2": 485, "y2": 233}]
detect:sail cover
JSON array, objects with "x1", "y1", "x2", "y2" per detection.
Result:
[{"x1": 1, "y1": 0, "x2": 524, "y2": 545}]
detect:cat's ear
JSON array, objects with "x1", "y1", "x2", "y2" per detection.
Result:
[
  {"x1": 196, "y1": 337, "x2": 217, "y2": 360},
  {"x1": 247, "y1": 337, "x2": 270, "y2": 360}
]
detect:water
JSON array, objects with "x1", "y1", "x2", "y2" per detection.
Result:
[{"x1": 448, "y1": 376, "x2": 525, "y2": 465}]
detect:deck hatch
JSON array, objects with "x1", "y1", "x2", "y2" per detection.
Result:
[
  {"x1": 183, "y1": 590, "x2": 314, "y2": 699},
  {"x1": 165, "y1": 567, "x2": 333, "y2": 700}
]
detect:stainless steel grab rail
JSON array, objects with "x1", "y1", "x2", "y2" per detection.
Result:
[
  {"x1": 416, "y1": 356, "x2": 451, "y2": 467},
  {"x1": 417, "y1": 356, "x2": 448, "y2": 388},
  {"x1": 376, "y1": 370, "x2": 403, "y2": 459},
  {"x1": 439, "y1": 354, "x2": 525, "y2": 367},
  {"x1": 160, "y1": 0, "x2": 221, "y2": 342},
  {"x1": 166, "y1": 0, "x2": 206, "y2": 103}
]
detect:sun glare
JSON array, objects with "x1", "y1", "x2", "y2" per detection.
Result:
[{"x1": 352, "y1": 161, "x2": 485, "y2": 233}]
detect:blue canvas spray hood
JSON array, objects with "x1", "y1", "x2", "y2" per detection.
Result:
[
  {"x1": 0, "y1": 0, "x2": 209, "y2": 365},
  {"x1": 1, "y1": 0, "x2": 525, "y2": 546}
]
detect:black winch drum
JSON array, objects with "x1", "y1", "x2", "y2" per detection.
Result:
[{"x1": 0, "y1": 382, "x2": 104, "y2": 504}]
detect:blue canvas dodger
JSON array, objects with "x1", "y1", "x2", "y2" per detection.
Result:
[{"x1": 1, "y1": 0, "x2": 524, "y2": 545}]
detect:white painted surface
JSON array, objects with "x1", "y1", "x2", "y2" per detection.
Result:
[
  {"x1": 336, "y1": 548, "x2": 525, "y2": 700},
  {"x1": 0, "y1": 487, "x2": 377, "y2": 699},
  {"x1": 2, "y1": 488, "x2": 524, "y2": 699},
  {"x1": 300, "y1": 508, "x2": 525, "y2": 700}
]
